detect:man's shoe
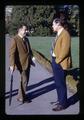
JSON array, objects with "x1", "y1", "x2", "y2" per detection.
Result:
[
  {"x1": 17, "y1": 98, "x2": 31, "y2": 103},
  {"x1": 17, "y1": 98, "x2": 23, "y2": 102},
  {"x1": 52, "y1": 104, "x2": 65, "y2": 111},
  {"x1": 23, "y1": 99, "x2": 32, "y2": 103},
  {"x1": 23, "y1": 96, "x2": 32, "y2": 103}
]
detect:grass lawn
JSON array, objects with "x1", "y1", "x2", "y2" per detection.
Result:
[{"x1": 29, "y1": 36, "x2": 79, "y2": 68}]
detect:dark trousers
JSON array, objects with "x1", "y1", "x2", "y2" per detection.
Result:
[
  {"x1": 17, "y1": 66, "x2": 30, "y2": 101},
  {"x1": 52, "y1": 57, "x2": 67, "y2": 107}
]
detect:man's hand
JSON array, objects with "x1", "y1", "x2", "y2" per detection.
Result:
[
  {"x1": 32, "y1": 57, "x2": 36, "y2": 62},
  {"x1": 31, "y1": 57, "x2": 36, "y2": 67},
  {"x1": 9, "y1": 66, "x2": 14, "y2": 74}
]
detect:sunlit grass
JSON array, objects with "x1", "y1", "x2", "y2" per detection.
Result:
[{"x1": 29, "y1": 36, "x2": 79, "y2": 68}]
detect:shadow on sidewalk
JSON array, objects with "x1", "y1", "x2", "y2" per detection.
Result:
[
  {"x1": 26, "y1": 80, "x2": 79, "y2": 108},
  {"x1": 5, "y1": 67, "x2": 80, "y2": 108},
  {"x1": 26, "y1": 67, "x2": 80, "y2": 108},
  {"x1": 67, "y1": 91, "x2": 79, "y2": 107},
  {"x1": 26, "y1": 83, "x2": 56, "y2": 100},
  {"x1": 5, "y1": 77, "x2": 55, "y2": 99}
]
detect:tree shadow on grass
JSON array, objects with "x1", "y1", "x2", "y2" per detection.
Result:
[
  {"x1": 66, "y1": 67, "x2": 80, "y2": 107},
  {"x1": 67, "y1": 82, "x2": 80, "y2": 108},
  {"x1": 67, "y1": 67, "x2": 80, "y2": 81}
]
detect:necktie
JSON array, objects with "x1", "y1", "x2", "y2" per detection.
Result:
[{"x1": 23, "y1": 40, "x2": 27, "y2": 50}]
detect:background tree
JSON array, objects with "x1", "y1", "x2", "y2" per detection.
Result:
[
  {"x1": 6, "y1": 5, "x2": 79, "y2": 36},
  {"x1": 68, "y1": 5, "x2": 79, "y2": 36},
  {"x1": 7, "y1": 5, "x2": 56, "y2": 36},
  {"x1": 54, "y1": 5, "x2": 79, "y2": 36}
]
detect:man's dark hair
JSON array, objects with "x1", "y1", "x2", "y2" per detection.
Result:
[
  {"x1": 17, "y1": 23, "x2": 28, "y2": 30},
  {"x1": 53, "y1": 18, "x2": 65, "y2": 27},
  {"x1": 53, "y1": 18, "x2": 69, "y2": 32}
]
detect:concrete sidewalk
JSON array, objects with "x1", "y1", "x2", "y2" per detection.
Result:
[{"x1": 5, "y1": 35, "x2": 79, "y2": 115}]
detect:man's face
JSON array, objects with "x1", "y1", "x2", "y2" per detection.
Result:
[
  {"x1": 52, "y1": 21, "x2": 60, "y2": 32},
  {"x1": 19, "y1": 26, "x2": 27, "y2": 37}
]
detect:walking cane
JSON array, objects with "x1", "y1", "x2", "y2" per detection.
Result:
[{"x1": 9, "y1": 72, "x2": 13, "y2": 106}]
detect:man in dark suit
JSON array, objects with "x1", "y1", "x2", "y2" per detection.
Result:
[
  {"x1": 51, "y1": 18, "x2": 72, "y2": 111},
  {"x1": 9, "y1": 24, "x2": 35, "y2": 103}
]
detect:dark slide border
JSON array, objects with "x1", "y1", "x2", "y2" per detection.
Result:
[{"x1": 0, "y1": 0, "x2": 82, "y2": 120}]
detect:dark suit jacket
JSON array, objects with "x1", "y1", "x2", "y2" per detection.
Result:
[
  {"x1": 9, "y1": 34, "x2": 33, "y2": 71},
  {"x1": 53, "y1": 29, "x2": 72, "y2": 70}
]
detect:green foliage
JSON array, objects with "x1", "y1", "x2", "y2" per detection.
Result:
[
  {"x1": 7, "y1": 5, "x2": 56, "y2": 36},
  {"x1": 29, "y1": 37, "x2": 79, "y2": 68},
  {"x1": 68, "y1": 5, "x2": 79, "y2": 36},
  {"x1": 6, "y1": 5, "x2": 79, "y2": 36}
]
